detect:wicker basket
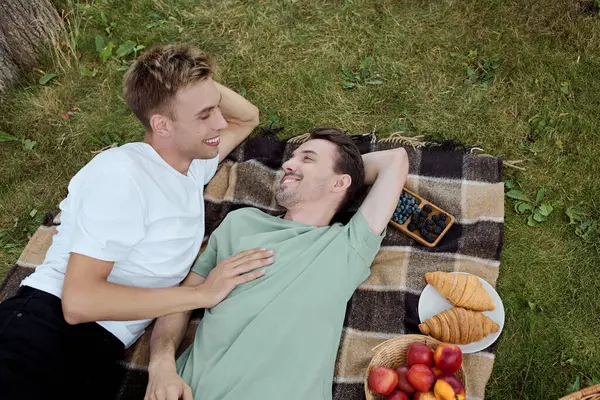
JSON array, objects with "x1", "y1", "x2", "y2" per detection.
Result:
[
  {"x1": 364, "y1": 334, "x2": 467, "y2": 400},
  {"x1": 559, "y1": 384, "x2": 600, "y2": 400}
]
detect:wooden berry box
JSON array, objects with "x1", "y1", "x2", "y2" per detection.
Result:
[{"x1": 388, "y1": 188, "x2": 455, "y2": 247}]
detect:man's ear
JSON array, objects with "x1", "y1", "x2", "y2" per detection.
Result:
[
  {"x1": 149, "y1": 113, "x2": 173, "y2": 137},
  {"x1": 332, "y1": 174, "x2": 352, "y2": 192}
]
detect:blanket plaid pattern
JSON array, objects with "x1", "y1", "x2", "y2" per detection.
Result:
[{"x1": 0, "y1": 132, "x2": 504, "y2": 399}]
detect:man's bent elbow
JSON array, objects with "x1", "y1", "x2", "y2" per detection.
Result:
[
  {"x1": 247, "y1": 105, "x2": 260, "y2": 127},
  {"x1": 391, "y1": 147, "x2": 409, "y2": 172},
  {"x1": 62, "y1": 289, "x2": 92, "y2": 325}
]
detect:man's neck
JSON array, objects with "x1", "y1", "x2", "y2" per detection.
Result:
[
  {"x1": 145, "y1": 132, "x2": 191, "y2": 175},
  {"x1": 283, "y1": 201, "x2": 338, "y2": 227}
]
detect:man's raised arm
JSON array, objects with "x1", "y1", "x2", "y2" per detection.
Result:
[
  {"x1": 358, "y1": 147, "x2": 409, "y2": 234},
  {"x1": 215, "y1": 82, "x2": 260, "y2": 162}
]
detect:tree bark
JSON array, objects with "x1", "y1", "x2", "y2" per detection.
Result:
[{"x1": 0, "y1": 0, "x2": 62, "y2": 92}]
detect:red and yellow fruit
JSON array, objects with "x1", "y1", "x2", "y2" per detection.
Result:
[
  {"x1": 395, "y1": 365, "x2": 415, "y2": 394},
  {"x1": 414, "y1": 391, "x2": 437, "y2": 400},
  {"x1": 368, "y1": 342, "x2": 465, "y2": 399},
  {"x1": 386, "y1": 390, "x2": 411, "y2": 400},
  {"x1": 368, "y1": 366, "x2": 399, "y2": 395},
  {"x1": 431, "y1": 366, "x2": 444, "y2": 379},
  {"x1": 437, "y1": 375, "x2": 466, "y2": 399},
  {"x1": 433, "y1": 344, "x2": 463, "y2": 374},
  {"x1": 407, "y1": 364, "x2": 435, "y2": 392},
  {"x1": 407, "y1": 342, "x2": 434, "y2": 367}
]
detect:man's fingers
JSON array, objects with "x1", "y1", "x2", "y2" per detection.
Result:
[
  {"x1": 183, "y1": 385, "x2": 194, "y2": 400},
  {"x1": 226, "y1": 248, "x2": 267, "y2": 264},
  {"x1": 166, "y1": 386, "x2": 180, "y2": 400},
  {"x1": 235, "y1": 269, "x2": 266, "y2": 285},
  {"x1": 235, "y1": 257, "x2": 273, "y2": 274},
  {"x1": 231, "y1": 251, "x2": 274, "y2": 269}
]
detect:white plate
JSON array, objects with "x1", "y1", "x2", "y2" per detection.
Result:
[{"x1": 417, "y1": 272, "x2": 505, "y2": 354}]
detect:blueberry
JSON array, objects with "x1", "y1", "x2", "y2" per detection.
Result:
[
  {"x1": 425, "y1": 234, "x2": 435, "y2": 243},
  {"x1": 420, "y1": 228, "x2": 428, "y2": 237},
  {"x1": 432, "y1": 214, "x2": 439, "y2": 222},
  {"x1": 425, "y1": 219, "x2": 433, "y2": 226},
  {"x1": 433, "y1": 226, "x2": 442, "y2": 235},
  {"x1": 439, "y1": 213, "x2": 447, "y2": 222}
]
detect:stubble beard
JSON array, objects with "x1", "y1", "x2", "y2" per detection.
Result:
[{"x1": 275, "y1": 187, "x2": 300, "y2": 209}]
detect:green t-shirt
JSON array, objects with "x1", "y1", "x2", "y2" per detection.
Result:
[{"x1": 176, "y1": 208, "x2": 384, "y2": 400}]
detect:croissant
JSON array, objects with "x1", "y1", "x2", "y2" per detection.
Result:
[
  {"x1": 425, "y1": 271, "x2": 495, "y2": 311},
  {"x1": 419, "y1": 307, "x2": 499, "y2": 344}
]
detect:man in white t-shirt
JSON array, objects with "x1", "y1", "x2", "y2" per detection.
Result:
[{"x1": 0, "y1": 44, "x2": 273, "y2": 400}]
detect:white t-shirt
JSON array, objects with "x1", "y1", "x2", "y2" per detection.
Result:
[{"x1": 21, "y1": 142, "x2": 219, "y2": 348}]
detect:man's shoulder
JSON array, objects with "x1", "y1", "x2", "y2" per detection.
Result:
[
  {"x1": 74, "y1": 143, "x2": 153, "y2": 181},
  {"x1": 217, "y1": 207, "x2": 270, "y2": 226},
  {"x1": 225, "y1": 207, "x2": 265, "y2": 220}
]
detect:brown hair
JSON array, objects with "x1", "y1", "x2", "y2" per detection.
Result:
[
  {"x1": 308, "y1": 127, "x2": 365, "y2": 213},
  {"x1": 123, "y1": 44, "x2": 214, "y2": 130}
]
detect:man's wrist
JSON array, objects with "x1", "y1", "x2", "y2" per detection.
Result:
[
  {"x1": 148, "y1": 354, "x2": 177, "y2": 374},
  {"x1": 193, "y1": 282, "x2": 214, "y2": 309}
]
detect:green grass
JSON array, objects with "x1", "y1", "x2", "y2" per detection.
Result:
[{"x1": 1, "y1": 0, "x2": 600, "y2": 397}]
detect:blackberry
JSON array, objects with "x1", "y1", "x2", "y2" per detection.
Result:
[
  {"x1": 432, "y1": 214, "x2": 439, "y2": 222},
  {"x1": 438, "y1": 221, "x2": 447, "y2": 229},
  {"x1": 425, "y1": 233, "x2": 435, "y2": 243},
  {"x1": 417, "y1": 222, "x2": 425, "y2": 229},
  {"x1": 433, "y1": 226, "x2": 442, "y2": 235},
  {"x1": 439, "y1": 213, "x2": 447, "y2": 222},
  {"x1": 425, "y1": 219, "x2": 434, "y2": 226},
  {"x1": 426, "y1": 224, "x2": 435, "y2": 232},
  {"x1": 420, "y1": 211, "x2": 428, "y2": 218},
  {"x1": 412, "y1": 211, "x2": 420, "y2": 220},
  {"x1": 420, "y1": 229, "x2": 429, "y2": 237},
  {"x1": 407, "y1": 223, "x2": 416, "y2": 231},
  {"x1": 423, "y1": 204, "x2": 433, "y2": 214}
]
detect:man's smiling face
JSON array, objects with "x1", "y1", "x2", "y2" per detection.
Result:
[
  {"x1": 169, "y1": 78, "x2": 228, "y2": 160},
  {"x1": 275, "y1": 139, "x2": 341, "y2": 209}
]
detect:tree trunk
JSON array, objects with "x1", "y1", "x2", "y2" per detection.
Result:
[{"x1": 0, "y1": 0, "x2": 62, "y2": 92}]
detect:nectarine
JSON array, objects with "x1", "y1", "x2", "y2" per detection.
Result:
[
  {"x1": 386, "y1": 390, "x2": 410, "y2": 400},
  {"x1": 413, "y1": 391, "x2": 437, "y2": 400},
  {"x1": 368, "y1": 366, "x2": 398, "y2": 395},
  {"x1": 438, "y1": 375, "x2": 466, "y2": 398},
  {"x1": 433, "y1": 343, "x2": 462, "y2": 374},
  {"x1": 407, "y1": 342, "x2": 434, "y2": 367},
  {"x1": 395, "y1": 365, "x2": 415, "y2": 394},
  {"x1": 431, "y1": 366, "x2": 444, "y2": 379},
  {"x1": 407, "y1": 364, "x2": 435, "y2": 392}
]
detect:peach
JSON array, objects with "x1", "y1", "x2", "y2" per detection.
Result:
[
  {"x1": 407, "y1": 364, "x2": 435, "y2": 392},
  {"x1": 386, "y1": 390, "x2": 410, "y2": 400},
  {"x1": 407, "y1": 342, "x2": 434, "y2": 367},
  {"x1": 395, "y1": 365, "x2": 415, "y2": 394},
  {"x1": 414, "y1": 391, "x2": 437, "y2": 400},
  {"x1": 368, "y1": 366, "x2": 399, "y2": 395},
  {"x1": 431, "y1": 366, "x2": 444, "y2": 379},
  {"x1": 438, "y1": 375, "x2": 466, "y2": 399},
  {"x1": 434, "y1": 379, "x2": 455, "y2": 400},
  {"x1": 433, "y1": 343, "x2": 463, "y2": 374}
]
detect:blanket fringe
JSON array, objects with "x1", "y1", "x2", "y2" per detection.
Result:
[{"x1": 286, "y1": 132, "x2": 310, "y2": 144}]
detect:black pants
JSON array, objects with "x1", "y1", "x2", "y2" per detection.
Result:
[{"x1": 0, "y1": 286, "x2": 125, "y2": 400}]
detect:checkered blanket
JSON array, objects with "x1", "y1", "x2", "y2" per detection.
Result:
[{"x1": 0, "y1": 131, "x2": 504, "y2": 399}]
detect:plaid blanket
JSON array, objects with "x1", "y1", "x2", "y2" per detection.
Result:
[{"x1": 0, "y1": 131, "x2": 504, "y2": 399}]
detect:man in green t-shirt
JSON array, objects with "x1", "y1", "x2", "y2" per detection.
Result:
[{"x1": 144, "y1": 127, "x2": 409, "y2": 400}]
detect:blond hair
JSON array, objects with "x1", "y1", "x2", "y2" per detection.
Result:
[{"x1": 123, "y1": 44, "x2": 214, "y2": 130}]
